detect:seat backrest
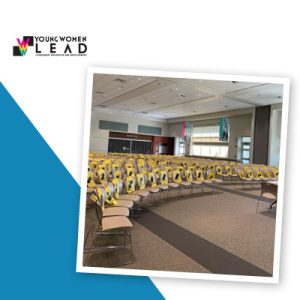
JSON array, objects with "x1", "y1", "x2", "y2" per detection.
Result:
[
  {"x1": 207, "y1": 169, "x2": 215, "y2": 180},
  {"x1": 148, "y1": 172, "x2": 157, "y2": 187},
  {"x1": 238, "y1": 169, "x2": 245, "y2": 179},
  {"x1": 153, "y1": 168, "x2": 160, "y2": 177},
  {"x1": 113, "y1": 170, "x2": 122, "y2": 180},
  {"x1": 165, "y1": 166, "x2": 172, "y2": 179},
  {"x1": 173, "y1": 169, "x2": 182, "y2": 184},
  {"x1": 195, "y1": 169, "x2": 204, "y2": 181},
  {"x1": 271, "y1": 168, "x2": 279, "y2": 178},
  {"x1": 87, "y1": 171, "x2": 96, "y2": 188},
  {"x1": 104, "y1": 159, "x2": 111, "y2": 172},
  {"x1": 200, "y1": 164, "x2": 207, "y2": 171},
  {"x1": 104, "y1": 184, "x2": 117, "y2": 205},
  {"x1": 136, "y1": 173, "x2": 146, "y2": 190},
  {"x1": 125, "y1": 176, "x2": 136, "y2": 193},
  {"x1": 245, "y1": 168, "x2": 253, "y2": 178},
  {"x1": 185, "y1": 169, "x2": 193, "y2": 182},
  {"x1": 126, "y1": 167, "x2": 134, "y2": 177},
  {"x1": 159, "y1": 171, "x2": 168, "y2": 185},
  {"x1": 111, "y1": 163, "x2": 120, "y2": 172},
  {"x1": 255, "y1": 169, "x2": 263, "y2": 178},
  {"x1": 216, "y1": 166, "x2": 222, "y2": 175},
  {"x1": 93, "y1": 192, "x2": 104, "y2": 230},
  {"x1": 96, "y1": 169, "x2": 107, "y2": 184},
  {"x1": 97, "y1": 164, "x2": 106, "y2": 171},
  {"x1": 227, "y1": 165, "x2": 234, "y2": 175},
  {"x1": 112, "y1": 178, "x2": 123, "y2": 199},
  {"x1": 90, "y1": 187, "x2": 106, "y2": 208}
]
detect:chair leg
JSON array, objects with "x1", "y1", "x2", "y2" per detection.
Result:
[
  {"x1": 256, "y1": 198, "x2": 260, "y2": 213},
  {"x1": 270, "y1": 200, "x2": 277, "y2": 209}
]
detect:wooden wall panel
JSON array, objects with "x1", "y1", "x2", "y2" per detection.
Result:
[{"x1": 253, "y1": 106, "x2": 271, "y2": 164}]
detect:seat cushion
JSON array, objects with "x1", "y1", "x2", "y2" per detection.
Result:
[
  {"x1": 145, "y1": 187, "x2": 160, "y2": 193},
  {"x1": 103, "y1": 207, "x2": 129, "y2": 217},
  {"x1": 119, "y1": 194, "x2": 140, "y2": 202},
  {"x1": 262, "y1": 192, "x2": 276, "y2": 200},
  {"x1": 133, "y1": 190, "x2": 150, "y2": 197},
  {"x1": 102, "y1": 216, "x2": 133, "y2": 231},
  {"x1": 168, "y1": 183, "x2": 179, "y2": 188},
  {"x1": 158, "y1": 185, "x2": 169, "y2": 191},
  {"x1": 113, "y1": 200, "x2": 134, "y2": 208},
  {"x1": 180, "y1": 182, "x2": 191, "y2": 187},
  {"x1": 192, "y1": 181, "x2": 203, "y2": 185}
]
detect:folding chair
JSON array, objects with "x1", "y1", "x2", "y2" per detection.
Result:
[
  {"x1": 192, "y1": 169, "x2": 204, "y2": 193},
  {"x1": 84, "y1": 193, "x2": 133, "y2": 267}
]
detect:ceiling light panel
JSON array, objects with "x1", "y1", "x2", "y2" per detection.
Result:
[
  {"x1": 199, "y1": 80, "x2": 261, "y2": 93},
  {"x1": 146, "y1": 97, "x2": 252, "y2": 119},
  {"x1": 94, "y1": 78, "x2": 170, "y2": 108},
  {"x1": 92, "y1": 74, "x2": 156, "y2": 107},
  {"x1": 111, "y1": 85, "x2": 214, "y2": 112},
  {"x1": 225, "y1": 83, "x2": 284, "y2": 106}
]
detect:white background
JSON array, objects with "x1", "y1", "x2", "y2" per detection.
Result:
[{"x1": 1, "y1": 1, "x2": 299, "y2": 299}]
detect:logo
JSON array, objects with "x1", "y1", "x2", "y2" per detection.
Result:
[
  {"x1": 13, "y1": 36, "x2": 34, "y2": 56},
  {"x1": 13, "y1": 35, "x2": 87, "y2": 57}
]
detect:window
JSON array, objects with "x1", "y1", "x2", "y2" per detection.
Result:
[
  {"x1": 192, "y1": 125, "x2": 220, "y2": 142},
  {"x1": 179, "y1": 142, "x2": 185, "y2": 156},
  {"x1": 108, "y1": 138, "x2": 152, "y2": 154},
  {"x1": 99, "y1": 120, "x2": 128, "y2": 132},
  {"x1": 241, "y1": 136, "x2": 251, "y2": 164},
  {"x1": 138, "y1": 125, "x2": 162, "y2": 135},
  {"x1": 191, "y1": 125, "x2": 228, "y2": 158}
]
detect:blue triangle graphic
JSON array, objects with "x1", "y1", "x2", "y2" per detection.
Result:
[{"x1": 0, "y1": 82, "x2": 164, "y2": 299}]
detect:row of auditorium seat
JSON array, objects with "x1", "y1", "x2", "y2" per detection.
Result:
[{"x1": 84, "y1": 152, "x2": 279, "y2": 267}]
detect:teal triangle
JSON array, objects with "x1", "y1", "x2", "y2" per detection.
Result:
[{"x1": 0, "y1": 82, "x2": 164, "y2": 300}]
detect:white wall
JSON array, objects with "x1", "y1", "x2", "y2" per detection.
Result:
[
  {"x1": 168, "y1": 123, "x2": 182, "y2": 137},
  {"x1": 89, "y1": 109, "x2": 168, "y2": 153},
  {"x1": 228, "y1": 114, "x2": 252, "y2": 160},
  {"x1": 89, "y1": 115, "x2": 110, "y2": 152},
  {"x1": 168, "y1": 113, "x2": 253, "y2": 160},
  {"x1": 89, "y1": 110, "x2": 254, "y2": 158},
  {"x1": 92, "y1": 110, "x2": 168, "y2": 135},
  {"x1": 269, "y1": 103, "x2": 282, "y2": 166}
]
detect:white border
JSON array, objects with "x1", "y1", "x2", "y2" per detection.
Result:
[{"x1": 76, "y1": 67, "x2": 290, "y2": 284}]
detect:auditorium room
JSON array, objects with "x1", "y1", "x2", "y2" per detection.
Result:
[{"x1": 82, "y1": 72, "x2": 284, "y2": 278}]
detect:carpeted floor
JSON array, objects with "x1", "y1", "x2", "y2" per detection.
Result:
[{"x1": 83, "y1": 183, "x2": 276, "y2": 276}]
